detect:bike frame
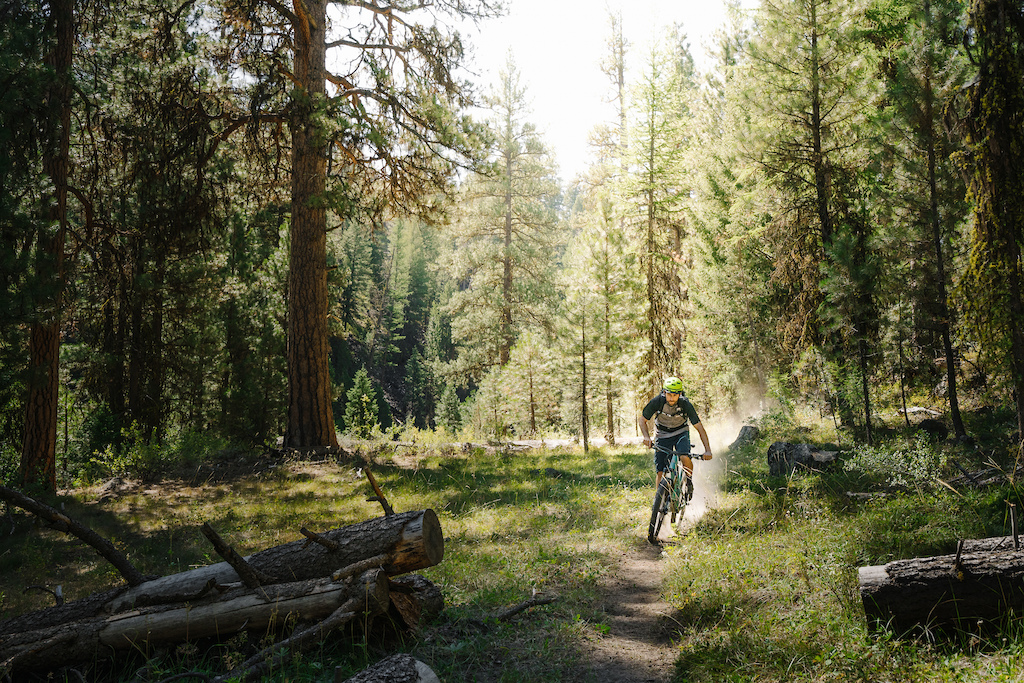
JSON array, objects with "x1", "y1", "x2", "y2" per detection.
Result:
[{"x1": 648, "y1": 443, "x2": 705, "y2": 544}]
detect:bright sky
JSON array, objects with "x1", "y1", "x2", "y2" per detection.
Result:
[{"x1": 460, "y1": 0, "x2": 758, "y2": 181}]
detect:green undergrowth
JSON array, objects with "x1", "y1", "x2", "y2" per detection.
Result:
[
  {"x1": 3, "y1": 428, "x2": 1024, "y2": 681},
  {"x1": 662, "y1": 435, "x2": 1024, "y2": 683}
]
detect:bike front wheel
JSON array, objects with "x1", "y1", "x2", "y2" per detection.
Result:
[{"x1": 648, "y1": 478, "x2": 672, "y2": 543}]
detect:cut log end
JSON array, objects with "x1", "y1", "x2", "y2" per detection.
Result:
[{"x1": 387, "y1": 509, "x2": 443, "y2": 574}]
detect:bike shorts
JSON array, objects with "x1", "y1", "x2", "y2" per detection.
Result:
[{"x1": 654, "y1": 434, "x2": 691, "y2": 473}]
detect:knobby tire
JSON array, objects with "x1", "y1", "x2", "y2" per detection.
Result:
[
  {"x1": 675, "y1": 469, "x2": 690, "y2": 525},
  {"x1": 648, "y1": 479, "x2": 672, "y2": 543}
]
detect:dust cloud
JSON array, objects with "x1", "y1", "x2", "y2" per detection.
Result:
[{"x1": 683, "y1": 388, "x2": 768, "y2": 526}]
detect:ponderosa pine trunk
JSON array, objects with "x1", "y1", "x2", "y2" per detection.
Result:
[
  {"x1": 20, "y1": 0, "x2": 73, "y2": 492},
  {"x1": 285, "y1": 0, "x2": 338, "y2": 449}
]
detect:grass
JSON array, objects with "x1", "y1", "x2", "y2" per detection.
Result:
[{"x1": 3, "y1": 422, "x2": 1024, "y2": 681}]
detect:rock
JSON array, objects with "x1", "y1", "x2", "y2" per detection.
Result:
[
  {"x1": 339, "y1": 654, "x2": 440, "y2": 683},
  {"x1": 917, "y1": 418, "x2": 948, "y2": 441},
  {"x1": 728, "y1": 425, "x2": 760, "y2": 451}
]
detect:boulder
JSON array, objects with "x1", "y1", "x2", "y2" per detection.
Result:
[
  {"x1": 917, "y1": 419, "x2": 948, "y2": 441},
  {"x1": 728, "y1": 425, "x2": 760, "y2": 451}
]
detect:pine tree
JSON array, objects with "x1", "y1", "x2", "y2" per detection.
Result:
[
  {"x1": 867, "y1": 0, "x2": 970, "y2": 438},
  {"x1": 217, "y1": 0, "x2": 497, "y2": 449},
  {"x1": 621, "y1": 32, "x2": 696, "y2": 386},
  {"x1": 343, "y1": 368, "x2": 379, "y2": 438},
  {"x1": 444, "y1": 55, "x2": 563, "y2": 380},
  {"x1": 436, "y1": 383, "x2": 462, "y2": 434},
  {"x1": 688, "y1": 4, "x2": 773, "y2": 412},
  {"x1": 950, "y1": 0, "x2": 1024, "y2": 435},
  {"x1": 504, "y1": 331, "x2": 557, "y2": 437},
  {"x1": 743, "y1": 0, "x2": 883, "y2": 432}
]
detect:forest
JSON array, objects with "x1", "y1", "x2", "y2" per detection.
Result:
[
  {"x1": 7, "y1": 0, "x2": 1024, "y2": 680},
  {"x1": 1, "y1": 0, "x2": 1024, "y2": 497}
]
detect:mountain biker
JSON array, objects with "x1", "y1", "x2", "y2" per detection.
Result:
[{"x1": 638, "y1": 377, "x2": 713, "y2": 497}]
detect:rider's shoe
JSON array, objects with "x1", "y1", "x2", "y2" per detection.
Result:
[{"x1": 685, "y1": 478, "x2": 694, "y2": 502}]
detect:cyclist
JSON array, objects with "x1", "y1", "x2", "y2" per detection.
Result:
[{"x1": 638, "y1": 377, "x2": 713, "y2": 498}]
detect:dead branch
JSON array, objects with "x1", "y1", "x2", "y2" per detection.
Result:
[
  {"x1": 332, "y1": 553, "x2": 391, "y2": 581},
  {"x1": 300, "y1": 526, "x2": 340, "y2": 551},
  {"x1": 364, "y1": 467, "x2": 395, "y2": 516},
  {"x1": 219, "y1": 599, "x2": 362, "y2": 683},
  {"x1": 0, "y1": 484, "x2": 147, "y2": 587},
  {"x1": 200, "y1": 523, "x2": 273, "y2": 588},
  {"x1": 494, "y1": 595, "x2": 558, "y2": 622}
]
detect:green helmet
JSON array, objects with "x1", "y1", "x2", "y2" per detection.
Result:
[{"x1": 663, "y1": 377, "x2": 683, "y2": 393}]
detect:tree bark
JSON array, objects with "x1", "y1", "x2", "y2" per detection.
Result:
[
  {"x1": 20, "y1": 0, "x2": 73, "y2": 493},
  {"x1": 1, "y1": 571, "x2": 390, "y2": 672},
  {"x1": 339, "y1": 653, "x2": 440, "y2": 683},
  {"x1": 285, "y1": 0, "x2": 338, "y2": 449},
  {"x1": 106, "y1": 509, "x2": 442, "y2": 612},
  {"x1": 860, "y1": 544, "x2": 1024, "y2": 635}
]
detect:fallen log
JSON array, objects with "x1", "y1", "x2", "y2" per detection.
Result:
[
  {"x1": 1, "y1": 570, "x2": 390, "y2": 673},
  {"x1": 0, "y1": 485, "x2": 448, "y2": 680},
  {"x1": 1, "y1": 509, "x2": 442, "y2": 637},
  {"x1": 388, "y1": 574, "x2": 444, "y2": 629},
  {"x1": 767, "y1": 442, "x2": 840, "y2": 476},
  {"x1": 106, "y1": 509, "x2": 443, "y2": 612},
  {"x1": 339, "y1": 653, "x2": 440, "y2": 683},
  {"x1": 859, "y1": 543, "x2": 1024, "y2": 635}
]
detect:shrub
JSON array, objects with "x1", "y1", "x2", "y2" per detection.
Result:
[{"x1": 843, "y1": 436, "x2": 947, "y2": 490}]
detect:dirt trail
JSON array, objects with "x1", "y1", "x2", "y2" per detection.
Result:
[
  {"x1": 577, "y1": 462, "x2": 723, "y2": 683},
  {"x1": 580, "y1": 542, "x2": 682, "y2": 683}
]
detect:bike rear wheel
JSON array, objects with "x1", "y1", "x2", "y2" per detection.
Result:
[{"x1": 648, "y1": 478, "x2": 672, "y2": 543}]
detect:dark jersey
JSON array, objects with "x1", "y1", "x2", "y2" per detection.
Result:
[{"x1": 642, "y1": 394, "x2": 701, "y2": 439}]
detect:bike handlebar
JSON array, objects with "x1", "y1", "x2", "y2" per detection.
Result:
[{"x1": 650, "y1": 443, "x2": 708, "y2": 459}]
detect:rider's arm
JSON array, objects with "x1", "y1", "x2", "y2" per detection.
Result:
[
  {"x1": 639, "y1": 395, "x2": 661, "y2": 447},
  {"x1": 638, "y1": 411, "x2": 652, "y2": 446},
  {"x1": 694, "y1": 421, "x2": 713, "y2": 460}
]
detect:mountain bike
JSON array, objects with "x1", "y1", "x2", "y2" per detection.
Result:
[{"x1": 648, "y1": 444, "x2": 708, "y2": 544}]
